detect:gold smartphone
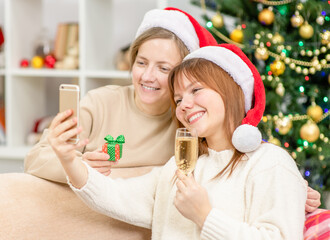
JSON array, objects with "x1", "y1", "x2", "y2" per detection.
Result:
[{"x1": 59, "y1": 84, "x2": 80, "y2": 144}]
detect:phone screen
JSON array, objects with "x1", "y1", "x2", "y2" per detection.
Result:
[{"x1": 59, "y1": 84, "x2": 80, "y2": 144}]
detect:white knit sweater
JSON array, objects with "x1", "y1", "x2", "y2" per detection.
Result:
[{"x1": 70, "y1": 143, "x2": 306, "y2": 240}]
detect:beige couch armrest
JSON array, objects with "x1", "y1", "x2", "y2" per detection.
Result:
[{"x1": 0, "y1": 173, "x2": 151, "y2": 240}]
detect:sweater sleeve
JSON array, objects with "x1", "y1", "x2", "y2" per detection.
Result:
[
  {"x1": 69, "y1": 162, "x2": 160, "y2": 229},
  {"x1": 201, "y1": 158, "x2": 306, "y2": 239},
  {"x1": 24, "y1": 93, "x2": 94, "y2": 183}
]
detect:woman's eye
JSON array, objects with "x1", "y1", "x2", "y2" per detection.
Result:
[
  {"x1": 175, "y1": 99, "x2": 182, "y2": 105},
  {"x1": 136, "y1": 61, "x2": 145, "y2": 66},
  {"x1": 160, "y1": 66, "x2": 170, "y2": 72},
  {"x1": 192, "y1": 88, "x2": 202, "y2": 94}
]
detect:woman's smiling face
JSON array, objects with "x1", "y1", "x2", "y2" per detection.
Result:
[
  {"x1": 174, "y1": 74, "x2": 227, "y2": 145},
  {"x1": 132, "y1": 38, "x2": 182, "y2": 115}
]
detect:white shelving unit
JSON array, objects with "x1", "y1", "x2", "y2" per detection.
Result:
[
  {"x1": 0, "y1": 0, "x2": 172, "y2": 161},
  {"x1": 0, "y1": 0, "x2": 198, "y2": 164}
]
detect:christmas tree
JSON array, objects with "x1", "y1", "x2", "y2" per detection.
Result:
[{"x1": 192, "y1": 0, "x2": 330, "y2": 203}]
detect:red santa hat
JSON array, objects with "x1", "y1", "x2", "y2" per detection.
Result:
[
  {"x1": 183, "y1": 44, "x2": 266, "y2": 153},
  {"x1": 135, "y1": 7, "x2": 217, "y2": 52}
]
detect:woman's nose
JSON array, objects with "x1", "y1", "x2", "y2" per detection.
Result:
[
  {"x1": 141, "y1": 66, "x2": 156, "y2": 82},
  {"x1": 180, "y1": 95, "x2": 194, "y2": 110}
]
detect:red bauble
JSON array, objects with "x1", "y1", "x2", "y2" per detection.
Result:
[
  {"x1": 20, "y1": 59, "x2": 29, "y2": 68},
  {"x1": 44, "y1": 54, "x2": 56, "y2": 68}
]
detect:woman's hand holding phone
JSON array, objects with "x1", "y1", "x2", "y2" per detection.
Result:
[
  {"x1": 48, "y1": 109, "x2": 89, "y2": 189},
  {"x1": 48, "y1": 109, "x2": 88, "y2": 163}
]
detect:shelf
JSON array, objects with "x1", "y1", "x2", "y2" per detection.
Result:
[
  {"x1": 10, "y1": 68, "x2": 80, "y2": 78},
  {"x1": 0, "y1": 146, "x2": 31, "y2": 160},
  {"x1": 84, "y1": 70, "x2": 130, "y2": 79}
]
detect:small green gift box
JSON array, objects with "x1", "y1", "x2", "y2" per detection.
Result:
[{"x1": 102, "y1": 135, "x2": 125, "y2": 161}]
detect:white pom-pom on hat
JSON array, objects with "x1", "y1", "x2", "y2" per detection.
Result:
[
  {"x1": 135, "y1": 7, "x2": 217, "y2": 52},
  {"x1": 183, "y1": 44, "x2": 266, "y2": 153}
]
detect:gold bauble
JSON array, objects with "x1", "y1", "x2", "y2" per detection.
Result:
[
  {"x1": 254, "y1": 47, "x2": 269, "y2": 60},
  {"x1": 211, "y1": 13, "x2": 224, "y2": 28},
  {"x1": 230, "y1": 28, "x2": 244, "y2": 43},
  {"x1": 258, "y1": 8, "x2": 275, "y2": 25},
  {"x1": 270, "y1": 60, "x2": 286, "y2": 76},
  {"x1": 276, "y1": 83, "x2": 285, "y2": 96},
  {"x1": 320, "y1": 31, "x2": 330, "y2": 45},
  {"x1": 275, "y1": 116, "x2": 292, "y2": 135},
  {"x1": 290, "y1": 13, "x2": 304, "y2": 28},
  {"x1": 300, "y1": 121, "x2": 320, "y2": 142},
  {"x1": 268, "y1": 136, "x2": 281, "y2": 146},
  {"x1": 307, "y1": 104, "x2": 323, "y2": 122},
  {"x1": 299, "y1": 22, "x2": 314, "y2": 39},
  {"x1": 272, "y1": 32, "x2": 284, "y2": 44},
  {"x1": 31, "y1": 56, "x2": 44, "y2": 69}
]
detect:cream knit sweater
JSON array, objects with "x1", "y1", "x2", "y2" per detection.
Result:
[{"x1": 70, "y1": 143, "x2": 306, "y2": 240}]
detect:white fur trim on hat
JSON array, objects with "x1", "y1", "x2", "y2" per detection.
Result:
[
  {"x1": 232, "y1": 124, "x2": 262, "y2": 152},
  {"x1": 135, "y1": 9, "x2": 200, "y2": 52},
  {"x1": 184, "y1": 47, "x2": 254, "y2": 113}
]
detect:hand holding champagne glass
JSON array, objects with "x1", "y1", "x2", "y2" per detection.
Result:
[{"x1": 175, "y1": 128, "x2": 198, "y2": 175}]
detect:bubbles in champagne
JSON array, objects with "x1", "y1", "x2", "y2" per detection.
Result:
[{"x1": 175, "y1": 137, "x2": 198, "y2": 175}]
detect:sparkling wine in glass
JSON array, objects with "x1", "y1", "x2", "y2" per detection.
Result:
[{"x1": 175, "y1": 128, "x2": 198, "y2": 175}]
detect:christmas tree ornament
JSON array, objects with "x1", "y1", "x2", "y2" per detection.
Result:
[
  {"x1": 44, "y1": 54, "x2": 56, "y2": 68},
  {"x1": 307, "y1": 104, "x2": 323, "y2": 122},
  {"x1": 268, "y1": 136, "x2": 281, "y2": 146},
  {"x1": 211, "y1": 12, "x2": 224, "y2": 28},
  {"x1": 258, "y1": 8, "x2": 275, "y2": 26},
  {"x1": 290, "y1": 11, "x2": 304, "y2": 28},
  {"x1": 299, "y1": 22, "x2": 314, "y2": 39},
  {"x1": 270, "y1": 60, "x2": 285, "y2": 76},
  {"x1": 254, "y1": 46, "x2": 269, "y2": 60},
  {"x1": 275, "y1": 83, "x2": 285, "y2": 96},
  {"x1": 316, "y1": 15, "x2": 325, "y2": 26},
  {"x1": 275, "y1": 116, "x2": 292, "y2": 135},
  {"x1": 31, "y1": 56, "x2": 44, "y2": 69},
  {"x1": 20, "y1": 59, "x2": 29, "y2": 68},
  {"x1": 272, "y1": 33, "x2": 284, "y2": 45},
  {"x1": 320, "y1": 31, "x2": 330, "y2": 45},
  {"x1": 102, "y1": 135, "x2": 125, "y2": 161},
  {"x1": 300, "y1": 121, "x2": 320, "y2": 142},
  {"x1": 230, "y1": 27, "x2": 244, "y2": 43}
]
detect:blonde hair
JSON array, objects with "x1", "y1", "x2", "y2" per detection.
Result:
[
  {"x1": 129, "y1": 27, "x2": 189, "y2": 69},
  {"x1": 169, "y1": 58, "x2": 247, "y2": 178}
]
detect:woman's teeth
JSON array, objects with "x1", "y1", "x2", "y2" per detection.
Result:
[
  {"x1": 188, "y1": 112, "x2": 204, "y2": 123},
  {"x1": 142, "y1": 85, "x2": 158, "y2": 91}
]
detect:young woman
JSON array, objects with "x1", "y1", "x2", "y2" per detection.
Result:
[{"x1": 50, "y1": 44, "x2": 306, "y2": 239}]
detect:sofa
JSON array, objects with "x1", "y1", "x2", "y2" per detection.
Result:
[{"x1": 0, "y1": 171, "x2": 151, "y2": 240}]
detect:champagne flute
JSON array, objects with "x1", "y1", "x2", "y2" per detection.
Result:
[{"x1": 175, "y1": 128, "x2": 198, "y2": 175}]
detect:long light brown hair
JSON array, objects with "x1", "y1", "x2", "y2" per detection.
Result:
[
  {"x1": 129, "y1": 27, "x2": 190, "y2": 69},
  {"x1": 169, "y1": 58, "x2": 247, "y2": 178}
]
